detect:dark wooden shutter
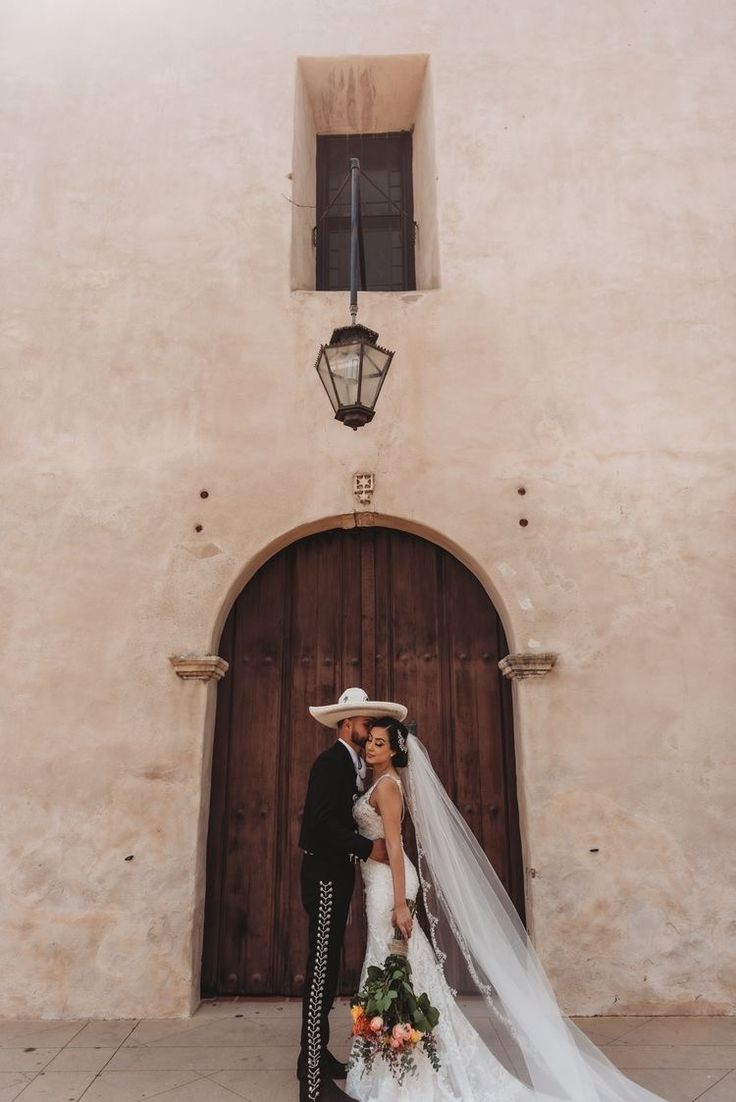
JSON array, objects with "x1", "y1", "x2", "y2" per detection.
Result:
[
  {"x1": 201, "y1": 528, "x2": 524, "y2": 997},
  {"x1": 316, "y1": 132, "x2": 416, "y2": 292}
]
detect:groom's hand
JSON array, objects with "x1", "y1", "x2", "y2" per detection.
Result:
[{"x1": 368, "y1": 838, "x2": 389, "y2": 863}]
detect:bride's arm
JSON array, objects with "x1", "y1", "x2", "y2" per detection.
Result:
[{"x1": 373, "y1": 783, "x2": 413, "y2": 940}]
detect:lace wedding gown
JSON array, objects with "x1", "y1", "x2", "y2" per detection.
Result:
[
  {"x1": 347, "y1": 739, "x2": 670, "y2": 1102},
  {"x1": 346, "y1": 774, "x2": 530, "y2": 1102}
]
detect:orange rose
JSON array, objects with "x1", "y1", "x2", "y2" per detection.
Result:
[
  {"x1": 350, "y1": 1005, "x2": 364, "y2": 1022},
  {"x1": 353, "y1": 1014, "x2": 371, "y2": 1037}
]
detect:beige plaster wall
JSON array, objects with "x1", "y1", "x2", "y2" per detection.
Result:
[{"x1": 1, "y1": 0, "x2": 734, "y2": 1018}]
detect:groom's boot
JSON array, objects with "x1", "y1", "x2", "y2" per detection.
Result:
[
  {"x1": 296, "y1": 1049, "x2": 347, "y2": 1082},
  {"x1": 320, "y1": 1050, "x2": 347, "y2": 1080},
  {"x1": 299, "y1": 1081, "x2": 351, "y2": 1102}
]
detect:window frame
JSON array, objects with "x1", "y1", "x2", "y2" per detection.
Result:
[{"x1": 315, "y1": 132, "x2": 416, "y2": 293}]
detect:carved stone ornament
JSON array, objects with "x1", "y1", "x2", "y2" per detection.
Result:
[
  {"x1": 498, "y1": 652, "x2": 557, "y2": 680},
  {"x1": 354, "y1": 472, "x2": 375, "y2": 505},
  {"x1": 170, "y1": 655, "x2": 229, "y2": 681}
]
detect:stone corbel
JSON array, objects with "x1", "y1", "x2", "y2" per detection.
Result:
[
  {"x1": 170, "y1": 655, "x2": 229, "y2": 681},
  {"x1": 498, "y1": 653, "x2": 557, "y2": 680}
]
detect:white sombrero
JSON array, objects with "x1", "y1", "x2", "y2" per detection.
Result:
[{"x1": 309, "y1": 686, "x2": 407, "y2": 729}]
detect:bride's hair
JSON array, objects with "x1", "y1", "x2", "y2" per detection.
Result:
[{"x1": 371, "y1": 716, "x2": 409, "y2": 767}]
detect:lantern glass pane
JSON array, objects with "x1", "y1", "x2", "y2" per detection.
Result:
[
  {"x1": 359, "y1": 345, "x2": 391, "y2": 408},
  {"x1": 326, "y1": 342, "x2": 362, "y2": 408},
  {"x1": 316, "y1": 349, "x2": 340, "y2": 412}
]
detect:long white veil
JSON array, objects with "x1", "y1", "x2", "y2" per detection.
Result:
[{"x1": 403, "y1": 734, "x2": 669, "y2": 1102}]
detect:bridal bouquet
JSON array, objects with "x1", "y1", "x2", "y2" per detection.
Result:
[{"x1": 348, "y1": 902, "x2": 441, "y2": 1084}]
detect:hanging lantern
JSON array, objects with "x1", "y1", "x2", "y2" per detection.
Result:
[{"x1": 314, "y1": 323, "x2": 395, "y2": 430}]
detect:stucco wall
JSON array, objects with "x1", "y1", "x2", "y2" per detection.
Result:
[{"x1": 1, "y1": 0, "x2": 734, "y2": 1018}]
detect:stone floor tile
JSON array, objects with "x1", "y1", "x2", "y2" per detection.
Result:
[
  {"x1": 107, "y1": 1044, "x2": 300, "y2": 1072},
  {"x1": 697, "y1": 1069, "x2": 736, "y2": 1100},
  {"x1": 67, "y1": 1021, "x2": 137, "y2": 1048},
  {"x1": 125, "y1": 1017, "x2": 296, "y2": 1048},
  {"x1": 43, "y1": 1047, "x2": 117, "y2": 1073},
  {"x1": 618, "y1": 1018, "x2": 736, "y2": 1046},
  {"x1": 82, "y1": 1071, "x2": 243, "y2": 1101},
  {"x1": 152, "y1": 1078, "x2": 262, "y2": 1101},
  {"x1": 208, "y1": 1069, "x2": 295, "y2": 1101},
  {"x1": 623, "y1": 1066, "x2": 728, "y2": 1101},
  {"x1": 80, "y1": 1070, "x2": 208, "y2": 1101},
  {"x1": 570, "y1": 1015, "x2": 654, "y2": 1043},
  {"x1": 123, "y1": 1022, "x2": 203, "y2": 1048},
  {"x1": 603, "y1": 1043, "x2": 736, "y2": 1070},
  {"x1": 198, "y1": 1000, "x2": 303, "y2": 1020},
  {"x1": 0, "y1": 1073, "x2": 32, "y2": 1102},
  {"x1": 11, "y1": 1070, "x2": 97, "y2": 1100},
  {"x1": 0, "y1": 1024, "x2": 85, "y2": 1051},
  {"x1": 0, "y1": 1053, "x2": 57, "y2": 1075}
]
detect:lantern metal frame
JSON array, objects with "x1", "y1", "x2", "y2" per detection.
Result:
[{"x1": 314, "y1": 323, "x2": 394, "y2": 430}]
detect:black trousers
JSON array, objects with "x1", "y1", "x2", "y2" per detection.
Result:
[{"x1": 299, "y1": 856, "x2": 355, "y2": 1101}]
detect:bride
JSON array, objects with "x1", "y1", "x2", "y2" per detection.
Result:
[{"x1": 346, "y1": 716, "x2": 671, "y2": 1102}]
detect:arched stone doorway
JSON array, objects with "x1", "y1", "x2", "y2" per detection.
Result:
[{"x1": 201, "y1": 526, "x2": 525, "y2": 997}]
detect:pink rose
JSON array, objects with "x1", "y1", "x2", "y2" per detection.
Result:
[
  {"x1": 391, "y1": 1024, "x2": 404, "y2": 1041},
  {"x1": 400, "y1": 1022, "x2": 413, "y2": 1039},
  {"x1": 390, "y1": 1036, "x2": 402, "y2": 1049},
  {"x1": 369, "y1": 1016, "x2": 384, "y2": 1033}
]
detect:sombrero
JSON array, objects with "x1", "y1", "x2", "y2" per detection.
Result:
[{"x1": 309, "y1": 686, "x2": 407, "y2": 728}]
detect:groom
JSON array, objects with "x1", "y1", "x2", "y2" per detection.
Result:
[{"x1": 298, "y1": 686, "x2": 407, "y2": 1102}]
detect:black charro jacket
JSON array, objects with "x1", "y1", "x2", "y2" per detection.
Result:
[{"x1": 298, "y1": 741, "x2": 374, "y2": 864}]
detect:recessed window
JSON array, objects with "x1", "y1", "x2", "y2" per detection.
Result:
[
  {"x1": 291, "y1": 56, "x2": 438, "y2": 291},
  {"x1": 315, "y1": 132, "x2": 416, "y2": 292}
]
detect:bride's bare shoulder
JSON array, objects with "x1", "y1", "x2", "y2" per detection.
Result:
[{"x1": 370, "y1": 773, "x2": 403, "y2": 813}]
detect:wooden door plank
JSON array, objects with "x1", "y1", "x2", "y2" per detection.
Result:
[
  {"x1": 372, "y1": 527, "x2": 392, "y2": 703},
  {"x1": 340, "y1": 530, "x2": 368, "y2": 994},
  {"x1": 281, "y1": 532, "x2": 339, "y2": 994},
  {"x1": 389, "y1": 535, "x2": 451, "y2": 790},
  {"x1": 217, "y1": 553, "x2": 286, "y2": 994},
  {"x1": 497, "y1": 617, "x2": 526, "y2": 922},
  {"x1": 236, "y1": 554, "x2": 286, "y2": 994},
  {"x1": 445, "y1": 554, "x2": 507, "y2": 882},
  {"x1": 200, "y1": 604, "x2": 236, "y2": 996},
  {"x1": 359, "y1": 529, "x2": 376, "y2": 696}
]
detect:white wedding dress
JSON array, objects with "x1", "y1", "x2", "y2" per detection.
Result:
[
  {"x1": 346, "y1": 774, "x2": 529, "y2": 1102},
  {"x1": 346, "y1": 742, "x2": 670, "y2": 1102}
]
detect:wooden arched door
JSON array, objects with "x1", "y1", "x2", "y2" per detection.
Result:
[{"x1": 201, "y1": 527, "x2": 524, "y2": 998}]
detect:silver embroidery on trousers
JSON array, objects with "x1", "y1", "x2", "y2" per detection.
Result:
[{"x1": 306, "y1": 880, "x2": 333, "y2": 1101}]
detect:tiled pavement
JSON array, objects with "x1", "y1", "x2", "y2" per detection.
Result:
[{"x1": 0, "y1": 999, "x2": 734, "y2": 1101}]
